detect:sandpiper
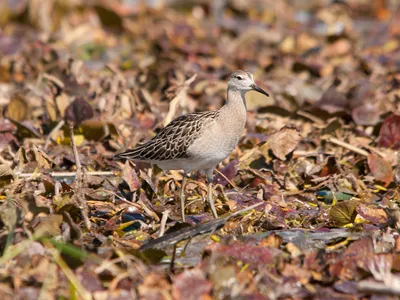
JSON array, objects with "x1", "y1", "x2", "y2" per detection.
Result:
[{"x1": 114, "y1": 70, "x2": 269, "y2": 221}]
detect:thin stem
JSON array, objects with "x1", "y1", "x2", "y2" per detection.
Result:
[
  {"x1": 44, "y1": 119, "x2": 65, "y2": 151},
  {"x1": 180, "y1": 174, "x2": 187, "y2": 222},
  {"x1": 208, "y1": 181, "x2": 218, "y2": 218},
  {"x1": 16, "y1": 171, "x2": 115, "y2": 178},
  {"x1": 158, "y1": 209, "x2": 170, "y2": 238},
  {"x1": 69, "y1": 124, "x2": 82, "y2": 172}
]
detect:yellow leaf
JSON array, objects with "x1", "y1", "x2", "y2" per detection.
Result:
[
  {"x1": 329, "y1": 200, "x2": 359, "y2": 227},
  {"x1": 58, "y1": 135, "x2": 85, "y2": 146},
  {"x1": 5, "y1": 95, "x2": 28, "y2": 121}
]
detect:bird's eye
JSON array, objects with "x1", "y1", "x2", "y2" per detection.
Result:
[{"x1": 236, "y1": 76, "x2": 243, "y2": 80}]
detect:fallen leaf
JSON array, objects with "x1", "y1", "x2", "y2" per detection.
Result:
[
  {"x1": 355, "y1": 203, "x2": 389, "y2": 226},
  {"x1": 33, "y1": 214, "x2": 63, "y2": 238},
  {"x1": 5, "y1": 95, "x2": 28, "y2": 121},
  {"x1": 378, "y1": 114, "x2": 400, "y2": 149},
  {"x1": 32, "y1": 145, "x2": 53, "y2": 169},
  {"x1": 265, "y1": 126, "x2": 301, "y2": 160},
  {"x1": 352, "y1": 103, "x2": 380, "y2": 126},
  {"x1": 213, "y1": 159, "x2": 238, "y2": 186},
  {"x1": 172, "y1": 269, "x2": 212, "y2": 300},
  {"x1": 316, "y1": 79, "x2": 347, "y2": 114},
  {"x1": 329, "y1": 200, "x2": 359, "y2": 227},
  {"x1": 367, "y1": 153, "x2": 393, "y2": 185},
  {"x1": 64, "y1": 97, "x2": 94, "y2": 126},
  {"x1": 0, "y1": 164, "x2": 13, "y2": 188}
]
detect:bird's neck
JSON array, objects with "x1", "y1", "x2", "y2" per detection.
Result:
[
  {"x1": 223, "y1": 87, "x2": 247, "y2": 113},
  {"x1": 219, "y1": 87, "x2": 247, "y2": 130}
]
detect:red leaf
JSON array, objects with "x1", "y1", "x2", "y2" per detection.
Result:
[
  {"x1": 172, "y1": 269, "x2": 211, "y2": 300},
  {"x1": 213, "y1": 159, "x2": 238, "y2": 186},
  {"x1": 378, "y1": 114, "x2": 400, "y2": 149}
]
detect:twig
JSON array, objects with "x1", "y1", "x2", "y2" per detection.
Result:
[
  {"x1": 215, "y1": 168, "x2": 238, "y2": 189},
  {"x1": 170, "y1": 243, "x2": 177, "y2": 274},
  {"x1": 239, "y1": 146, "x2": 260, "y2": 162},
  {"x1": 44, "y1": 119, "x2": 65, "y2": 151},
  {"x1": 326, "y1": 137, "x2": 369, "y2": 157},
  {"x1": 69, "y1": 124, "x2": 82, "y2": 172},
  {"x1": 16, "y1": 171, "x2": 115, "y2": 178},
  {"x1": 362, "y1": 144, "x2": 387, "y2": 158},
  {"x1": 296, "y1": 110, "x2": 324, "y2": 124},
  {"x1": 293, "y1": 150, "x2": 335, "y2": 157},
  {"x1": 158, "y1": 209, "x2": 170, "y2": 238},
  {"x1": 358, "y1": 280, "x2": 400, "y2": 295},
  {"x1": 137, "y1": 197, "x2": 160, "y2": 222},
  {"x1": 69, "y1": 123, "x2": 90, "y2": 230}
]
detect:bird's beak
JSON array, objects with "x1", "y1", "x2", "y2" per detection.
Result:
[{"x1": 250, "y1": 84, "x2": 269, "y2": 97}]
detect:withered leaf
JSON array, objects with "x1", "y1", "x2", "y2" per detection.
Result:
[
  {"x1": 213, "y1": 159, "x2": 238, "y2": 186},
  {"x1": 329, "y1": 200, "x2": 359, "y2": 227},
  {"x1": 367, "y1": 153, "x2": 393, "y2": 185},
  {"x1": 64, "y1": 97, "x2": 94, "y2": 126},
  {"x1": 351, "y1": 103, "x2": 380, "y2": 126},
  {"x1": 123, "y1": 161, "x2": 141, "y2": 192},
  {"x1": 355, "y1": 203, "x2": 389, "y2": 226},
  {"x1": 316, "y1": 80, "x2": 347, "y2": 114},
  {"x1": 265, "y1": 126, "x2": 301, "y2": 160},
  {"x1": 172, "y1": 269, "x2": 212, "y2": 300},
  {"x1": 378, "y1": 113, "x2": 400, "y2": 149},
  {"x1": 5, "y1": 95, "x2": 28, "y2": 121},
  {"x1": 0, "y1": 165, "x2": 13, "y2": 188},
  {"x1": 33, "y1": 214, "x2": 63, "y2": 238},
  {"x1": 9, "y1": 119, "x2": 42, "y2": 138},
  {"x1": 32, "y1": 145, "x2": 53, "y2": 169},
  {"x1": 0, "y1": 164, "x2": 13, "y2": 177}
]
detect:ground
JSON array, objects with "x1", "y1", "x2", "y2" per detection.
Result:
[{"x1": 1, "y1": 0, "x2": 400, "y2": 299}]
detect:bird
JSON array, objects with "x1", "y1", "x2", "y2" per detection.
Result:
[{"x1": 114, "y1": 70, "x2": 269, "y2": 222}]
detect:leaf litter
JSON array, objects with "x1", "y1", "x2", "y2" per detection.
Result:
[{"x1": 1, "y1": 0, "x2": 400, "y2": 298}]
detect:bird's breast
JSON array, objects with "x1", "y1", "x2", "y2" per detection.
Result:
[{"x1": 186, "y1": 113, "x2": 246, "y2": 164}]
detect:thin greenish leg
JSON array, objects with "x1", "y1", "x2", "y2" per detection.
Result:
[
  {"x1": 206, "y1": 168, "x2": 218, "y2": 218},
  {"x1": 180, "y1": 174, "x2": 187, "y2": 222}
]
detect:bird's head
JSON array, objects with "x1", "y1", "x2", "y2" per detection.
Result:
[{"x1": 228, "y1": 70, "x2": 269, "y2": 97}]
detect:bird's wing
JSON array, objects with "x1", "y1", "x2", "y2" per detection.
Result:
[{"x1": 114, "y1": 110, "x2": 219, "y2": 161}]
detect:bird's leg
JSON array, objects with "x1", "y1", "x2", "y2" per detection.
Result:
[
  {"x1": 206, "y1": 169, "x2": 218, "y2": 218},
  {"x1": 180, "y1": 173, "x2": 187, "y2": 222}
]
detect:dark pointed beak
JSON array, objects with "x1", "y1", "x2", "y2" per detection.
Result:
[{"x1": 251, "y1": 84, "x2": 269, "y2": 97}]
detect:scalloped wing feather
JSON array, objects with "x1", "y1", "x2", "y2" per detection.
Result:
[{"x1": 114, "y1": 110, "x2": 219, "y2": 161}]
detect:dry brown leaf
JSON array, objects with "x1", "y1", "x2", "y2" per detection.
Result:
[
  {"x1": 355, "y1": 203, "x2": 389, "y2": 226},
  {"x1": 55, "y1": 93, "x2": 71, "y2": 119},
  {"x1": 265, "y1": 126, "x2": 301, "y2": 160},
  {"x1": 368, "y1": 153, "x2": 393, "y2": 185},
  {"x1": 33, "y1": 214, "x2": 63, "y2": 238},
  {"x1": 0, "y1": 164, "x2": 13, "y2": 177},
  {"x1": 32, "y1": 145, "x2": 53, "y2": 169},
  {"x1": 123, "y1": 161, "x2": 141, "y2": 192}
]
